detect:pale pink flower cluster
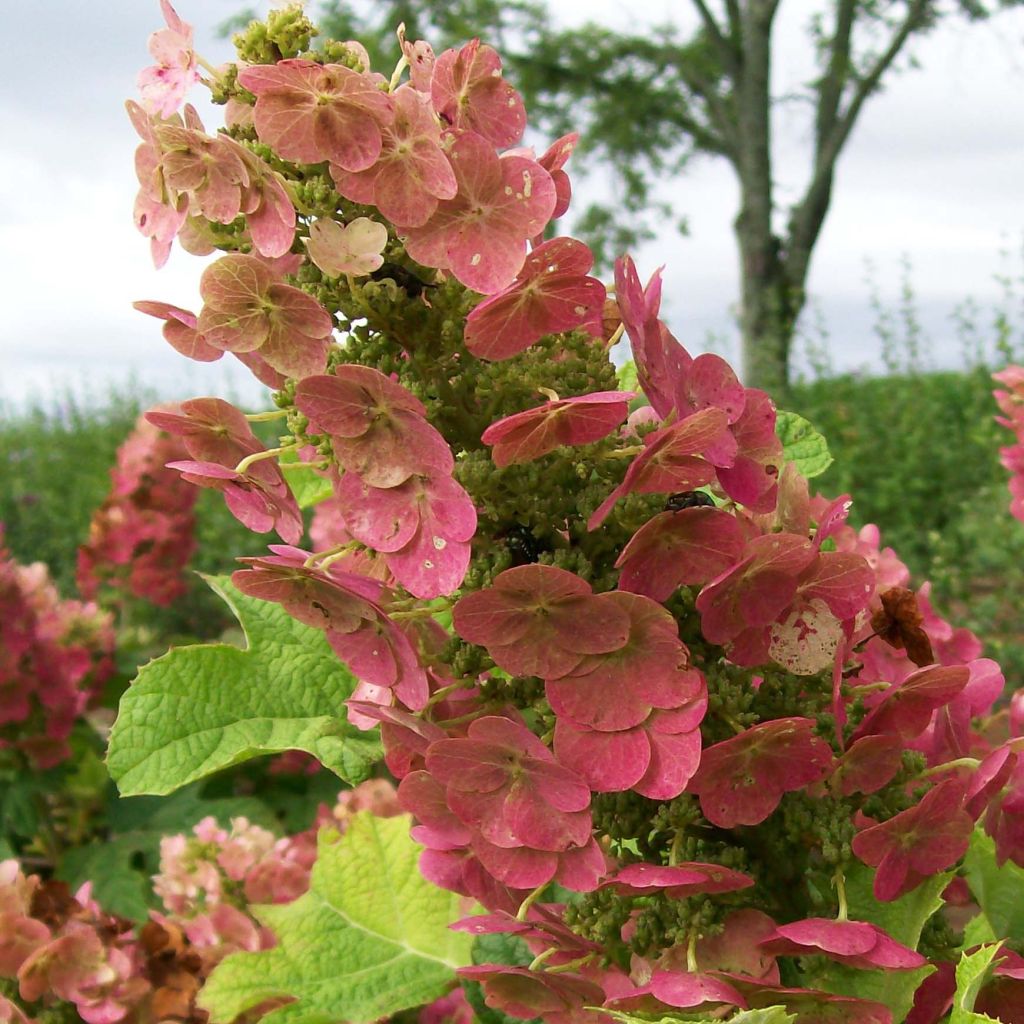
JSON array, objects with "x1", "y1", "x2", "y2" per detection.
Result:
[
  {"x1": 0, "y1": 863, "x2": 147, "y2": 1024},
  {"x1": 0, "y1": 782, "x2": 405, "y2": 1024},
  {"x1": 137, "y1": 0, "x2": 201, "y2": 118},
  {"x1": 994, "y1": 365, "x2": 1024, "y2": 522},
  {"x1": 0, "y1": 533, "x2": 115, "y2": 768}
]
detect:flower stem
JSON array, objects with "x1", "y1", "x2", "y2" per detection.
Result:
[
  {"x1": 834, "y1": 868, "x2": 849, "y2": 922},
  {"x1": 234, "y1": 444, "x2": 298, "y2": 475},
  {"x1": 686, "y1": 923, "x2": 699, "y2": 973},
  {"x1": 391, "y1": 602, "x2": 451, "y2": 621},
  {"x1": 602, "y1": 445, "x2": 643, "y2": 460},
  {"x1": 546, "y1": 953, "x2": 596, "y2": 975},
  {"x1": 424, "y1": 682, "x2": 466, "y2": 710},
  {"x1": 922, "y1": 756, "x2": 981, "y2": 778},
  {"x1": 246, "y1": 409, "x2": 289, "y2": 422},
  {"x1": 516, "y1": 882, "x2": 547, "y2": 921},
  {"x1": 528, "y1": 948, "x2": 557, "y2": 971}
]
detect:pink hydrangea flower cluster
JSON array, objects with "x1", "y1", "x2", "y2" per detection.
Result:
[
  {"x1": 77, "y1": 410, "x2": 198, "y2": 608},
  {"x1": 1, "y1": 533, "x2": 114, "y2": 769},
  {"x1": 0, "y1": 782, "x2": 405, "y2": 1024},
  {"x1": 0, "y1": 864, "x2": 148, "y2": 1024},
  {"x1": 994, "y1": 364, "x2": 1024, "y2": 522},
  {"x1": 124, "y1": 7, "x2": 1024, "y2": 1021}
]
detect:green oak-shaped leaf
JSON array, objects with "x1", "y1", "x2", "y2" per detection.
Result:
[
  {"x1": 950, "y1": 942, "x2": 1004, "y2": 1024},
  {"x1": 199, "y1": 813, "x2": 473, "y2": 1024},
  {"x1": 964, "y1": 827, "x2": 1024, "y2": 942},
  {"x1": 107, "y1": 576, "x2": 379, "y2": 796},
  {"x1": 775, "y1": 410, "x2": 833, "y2": 479}
]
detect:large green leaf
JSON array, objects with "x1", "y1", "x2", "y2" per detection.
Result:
[
  {"x1": 775, "y1": 411, "x2": 833, "y2": 479},
  {"x1": 964, "y1": 827, "x2": 1024, "y2": 942},
  {"x1": 950, "y1": 943, "x2": 1004, "y2": 1024},
  {"x1": 108, "y1": 576, "x2": 379, "y2": 796},
  {"x1": 813, "y1": 864, "x2": 947, "y2": 1022},
  {"x1": 199, "y1": 813, "x2": 473, "y2": 1024}
]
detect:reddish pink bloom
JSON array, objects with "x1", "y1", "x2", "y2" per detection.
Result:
[
  {"x1": 425, "y1": 716, "x2": 591, "y2": 852},
  {"x1": 851, "y1": 665, "x2": 971, "y2": 743},
  {"x1": 687, "y1": 909, "x2": 780, "y2": 982},
  {"x1": 603, "y1": 862, "x2": 754, "y2": 899},
  {"x1": 1, "y1": 537, "x2": 114, "y2": 769},
  {"x1": 831, "y1": 734, "x2": 905, "y2": 796},
  {"x1": 537, "y1": 134, "x2": 578, "y2": 222},
  {"x1": 305, "y1": 216, "x2": 388, "y2": 277},
  {"x1": 420, "y1": 989, "x2": 473, "y2": 1024},
  {"x1": 464, "y1": 238, "x2": 606, "y2": 360},
  {"x1": 760, "y1": 919, "x2": 925, "y2": 970},
  {"x1": 198, "y1": 254, "x2": 333, "y2": 378},
  {"x1": 238, "y1": 59, "x2": 395, "y2": 171},
  {"x1": 458, "y1": 966, "x2": 603, "y2": 1024},
  {"x1": 331, "y1": 86, "x2": 457, "y2": 228},
  {"x1": 482, "y1": 390, "x2": 633, "y2": 467},
  {"x1": 545, "y1": 592, "x2": 700, "y2": 730},
  {"x1": 554, "y1": 705, "x2": 704, "y2": 798},
  {"x1": 588, "y1": 408, "x2": 731, "y2": 530},
  {"x1": 77, "y1": 411, "x2": 197, "y2": 607},
  {"x1": 338, "y1": 470, "x2": 477, "y2": 599},
  {"x1": 714, "y1": 388, "x2": 783, "y2": 511},
  {"x1": 687, "y1": 717, "x2": 833, "y2": 828},
  {"x1": 724, "y1": 975, "x2": 893, "y2": 1023},
  {"x1": 696, "y1": 533, "x2": 816, "y2": 646},
  {"x1": 851, "y1": 779, "x2": 973, "y2": 900},
  {"x1": 430, "y1": 41, "x2": 526, "y2": 147},
  {"x1": 233, "y1": 547, "x2": 428, "y2": 710},
  {"x1": 168, "y1": 460, "x2": 303, "y2": 545},
  {"x1": 614, "y1": 256, "x2": 689, "y2": 420},
  {"x1": 615, "y1": 507, "x2": 747, "y2": 601},
  {"x1": 984, "y1": 753, "x2": 1024, "y2": 868},
  {"x1": 133, "y1": 301, "x2": 221, "y2": 362},
  {"x1": 137, "y1": 0, "x2": 200, "y2": 117},
  {"x1": 295, "y1": 366, "x2": 453, "y2": 488},
  {"x1": 452, "y1": 565, "x2": 631, "y2": 679},
  {"x1": 608, "y1": 971, "x2": 746, "y2": 1015},
  {"x1": 404, "y1": 132, "x2": 556, "y2": 294},
  {"x1": 145, "y1": 397, "x2": 263, "y2": 468}
]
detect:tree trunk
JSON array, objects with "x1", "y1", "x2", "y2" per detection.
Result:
[
  {"x1": 737, "y1": 228, "x2": 797, "y2": 396},
  {"x1": 733, "y1": 0, "x2": 795, "y2": 396}
]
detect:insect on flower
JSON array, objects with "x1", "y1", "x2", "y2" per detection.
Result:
[{"x1": 665, "y1": 490, "x2": 716, "y2": 512}]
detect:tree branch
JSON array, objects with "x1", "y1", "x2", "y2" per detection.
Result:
[
  {"x1": 787, "y1": 0, "x2": 930, "y2": 283},
  {"x1": 690, "y1": 0, "x2": 741, "y2": 73},
  {"x1": 815, "y1": 0, "x2": 857, "y2": 150}
]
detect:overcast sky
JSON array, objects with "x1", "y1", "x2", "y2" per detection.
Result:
[{"x1": 1, "y1": 0, "x2": 1022, "y2": 407}]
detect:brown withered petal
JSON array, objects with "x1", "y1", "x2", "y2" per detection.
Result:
[
  {"x1": 601, "y1": 296, "x2": 623, "y2": 342},
  {"x1": 29, "y1": 879, "x2": 80, "y2": 929},
  {"x1": 871, "y1": 586, "x2": 935, "y2": 667},
  {"x1": 151, "y1": 975, "x2": 201, "y2": 1022}
]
